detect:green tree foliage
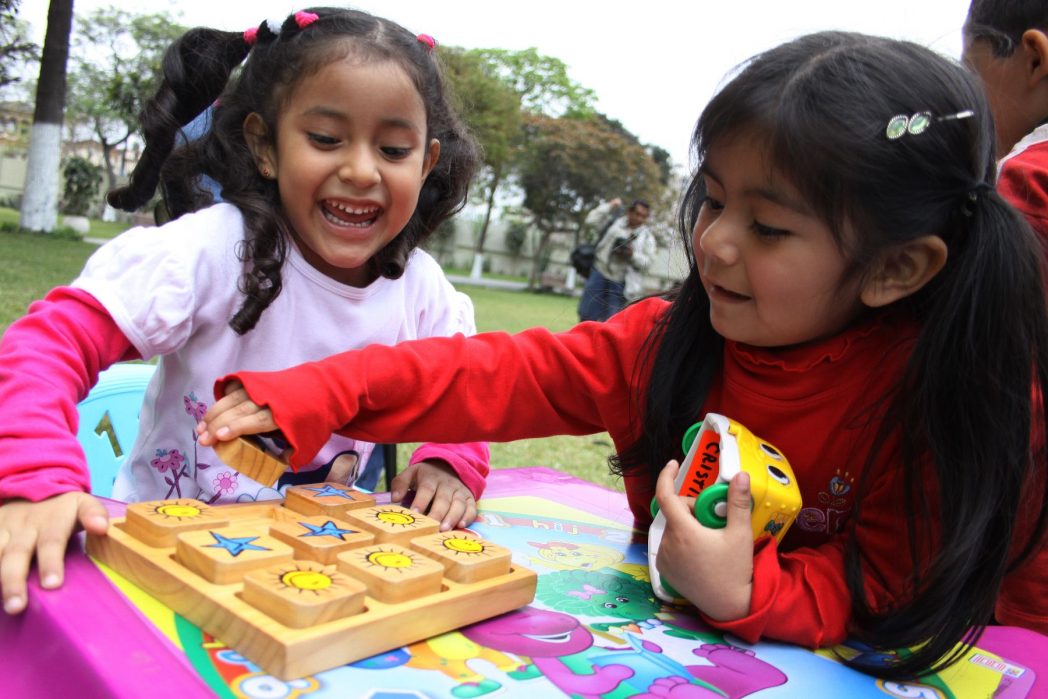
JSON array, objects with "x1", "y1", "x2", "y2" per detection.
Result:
[
  {"x1": 61, "y1": 154, "x2": 102, "y2": 215},
  {"x1": 65, "y1": 7, "x2": 184, "y2": 193},
  {"x1": 517, "y1": 112, "x2": 662, "y2": 287},
  {"x1": 467, "y1": 47, "x2": 596, "y2": 117},
  {"x1": 0, "y1": 0, "x2": 39, "y2": 92},
  {"x1": 439, "y1": 47, "x2": 522, "y2": 255},
  {"x1": 456, "y1": 47, "x2": 670, "y2": 284}
]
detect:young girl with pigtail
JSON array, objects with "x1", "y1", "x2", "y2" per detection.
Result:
[
  {"x1": 201, "y1": 31, "x2": 1048, "y2": 678},
  {"x1": 0, "y1": 7, "x2": 488, "y2": 615}
]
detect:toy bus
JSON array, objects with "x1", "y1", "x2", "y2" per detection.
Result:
[{"x1": 647, "y1": 413, "x2": 802, "y2": 603}]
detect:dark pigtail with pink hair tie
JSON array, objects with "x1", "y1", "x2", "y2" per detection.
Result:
[
  {"x1": 242, "y1": 11, "x2": 321, "y2": 50},
  {"x1": 107, "y1": 26, "x2": 252, "y2": 212}
]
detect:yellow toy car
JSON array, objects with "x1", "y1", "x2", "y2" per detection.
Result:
[{"x1": 647, "y1": 413, "x2": 802, "y2": 602}]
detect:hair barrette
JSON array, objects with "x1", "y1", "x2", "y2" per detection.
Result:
[
  {"x1": 294, "y1": 11, "x2": 319, "y2": 29},
  {"x1": 244, "y1": 18, "x2": 283, "y2": 46},
  {"x1": 886, "y1": 110, "x2": 975, "y2": 140},
  {"x1": 416, "y1": 33, "x2": 437, "y2": 51}
]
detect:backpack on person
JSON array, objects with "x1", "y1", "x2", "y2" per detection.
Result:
[{"x1": 571, "y1": 207, "x2": 622, "y2": 278}]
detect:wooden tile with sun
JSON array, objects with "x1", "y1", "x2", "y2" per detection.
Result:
[
  {"x1": 337, "y1": 543, "x2": 445, "y2": 603},
  {"x1": 242, "y1": 561, "x2": 366, "y2": 628},
  {"x1": 409, "y1": 530, "x2": 512, "y2": 583},
  {"x1": 86, "y1": 494, "x2": 536, "y2": 681},
  {"x1": 123, "y1": 499, "x2": 231, "y2": 548},
  {"x1": 341, "y1": 504, "x2": 440, "y2": 544}
]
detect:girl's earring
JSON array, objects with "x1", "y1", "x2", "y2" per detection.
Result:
[{"x1": 261, "y1": 166, "x2": 273, "y2": 179}]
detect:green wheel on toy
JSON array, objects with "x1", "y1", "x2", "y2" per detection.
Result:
[
  {"x1": 681, "y1": 422, "x2": 702, "y2": 454},
  {"x1": 695, "y1": 483, "x2": 730, "y2": 528},
  {"x1": 650, "y1": 497, "x2": 660, "y2": 519}
]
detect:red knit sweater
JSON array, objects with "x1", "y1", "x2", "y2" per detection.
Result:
[{"x1": 999, "y1": 133, "x2": 1048, "y2": 248}]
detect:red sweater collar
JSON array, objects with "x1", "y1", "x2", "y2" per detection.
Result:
[{"x1": 722, "y1": 311, "x2": 918, "y2": 400}]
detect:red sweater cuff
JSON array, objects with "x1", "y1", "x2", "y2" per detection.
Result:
[{"x1": 217, "y1": 365, "x2": 340, "y2": 471}]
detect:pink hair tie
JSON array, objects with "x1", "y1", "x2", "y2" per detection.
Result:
[
  {"x1": 243, "y1": 26, "x2": 258, "y2": 45},
  {"x1": 416, "y1": 33, "x2": 436, "y2": 51},
  {"x1": 294, "y1": 11, "x2": 319, "y2": 28}
]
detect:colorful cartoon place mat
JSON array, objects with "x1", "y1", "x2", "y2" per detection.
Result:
[
  {"x1": 0, "y1": 468, "x2": 1041, "y2": 698},
  {"x1": 89, "y1": 486, "x2": 1035, "y2": 699}
]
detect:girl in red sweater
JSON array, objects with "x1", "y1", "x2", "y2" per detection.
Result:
[{"x1": 200, "y1": 32, "x2": 1048, "y2": 679}]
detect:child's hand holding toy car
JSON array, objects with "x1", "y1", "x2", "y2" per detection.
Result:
[{"x1": 649, "y1": 414, "x2": 802, "y2": 613}]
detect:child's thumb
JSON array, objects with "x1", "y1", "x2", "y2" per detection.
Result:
[{"x1": 725, "y1": 471, "x2": 752, "y2": 531}]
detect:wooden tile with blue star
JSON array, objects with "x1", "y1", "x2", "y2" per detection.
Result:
[
  {"x1": 175, "y1": 527, "x2": 294, "y2": 585},
  {"x1": 269, "y1": 513, "x2": 375, "y2": 564},
  {"x1": 86, "y1": 493, "x2": 537, "y2": 681},
  {"x1": 284, "y1": 481, "x2": 377, "y2": 517}
]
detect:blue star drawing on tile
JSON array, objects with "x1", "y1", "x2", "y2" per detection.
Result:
[
  {"x1": 205, "y1": 531, "x2": 270, "y2": 557},
  {"x1": 303, "y1": 484, "x2": 356, "y2": 499},
  {"x1": 299, "y1": 520, "x2": 356, "y2": 540}
]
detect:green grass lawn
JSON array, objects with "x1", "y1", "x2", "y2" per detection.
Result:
[
  {"x1": 0, "y1": 206, "x2": 131, "y2": 239},
  {"x1": 0, "y1": 212, "x2": 623, "y2": 491},
  {"x1": 0, "y1": 226, "x2": 101, "y2": 333},
  {"x1": 402, "y1": 284, "x2": 621, "y2": 490}
]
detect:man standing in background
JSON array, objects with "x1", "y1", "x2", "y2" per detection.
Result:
[{"x1": 578, "y1": 198, "x2": 655, "y2": 321}]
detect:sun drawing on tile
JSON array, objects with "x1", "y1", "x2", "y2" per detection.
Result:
[
  {"x1": 365, "y1": 548, "x2": 416, "y2": 569},
  {"x1": 275, "y1": 565, "x2": 340, "y2": 594},
  {"x1": 440, "y1": 535, "x2": 487, "y2": 556},
  {"x1": 150, "y1": 500, "x2": 220, "y2": 522},
  {"x1": 370, "y1": 507, "x2": 422, "y2": 528}
]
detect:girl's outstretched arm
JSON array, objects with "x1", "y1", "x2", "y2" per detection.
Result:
[
  {"x1": 199, "y1": 307, "x2": 658, "y2": 471},
  {"x1": 653, "y1": 460, "x2": 754, "y2": 621}
]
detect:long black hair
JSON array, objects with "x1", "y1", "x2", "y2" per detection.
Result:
[
  {"x1": 107, "y1": 7, "x2": 478, "y2": 334},
  {"x1": 615, "y1": 31, "x2": 1048, "y2": 678}
]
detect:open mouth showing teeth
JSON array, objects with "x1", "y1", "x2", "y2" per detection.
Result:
[{"x1": 321, "y1": 201, "x2": 381, "y2": 227}]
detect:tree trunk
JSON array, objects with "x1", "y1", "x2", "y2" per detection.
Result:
[
  {"x1": 20, "y1": 0, "x2": 74, "y2": 232},
  {"x1": 96, "y1": 117, "x2": 131, "y2": 195},
  {"x1": 527, "y1": 227, "x2": 555, "y2": 290},
  {"x1": 101, "y1": 139, "x2": 117, "y2": 193},
  {"x1": 474, "y1": 167, "x2": 502, "y2": 255},
  {"x1": 470, "y1": 168, "x2": 502, "y2": 280}
]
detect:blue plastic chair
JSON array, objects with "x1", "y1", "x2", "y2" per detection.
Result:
[{"x1": 75, "y1": 363, "x2": 156, "y2": 497}]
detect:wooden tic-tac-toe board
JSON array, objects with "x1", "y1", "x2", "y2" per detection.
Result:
[{"x1": 86, "y1": 484, "x2": 537, "y2": 680}]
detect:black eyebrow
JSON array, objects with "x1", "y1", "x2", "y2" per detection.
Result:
[
  {"x1": 700, "y1": 162, "x2": 811, "y2": 215},
  {"x1": 300, "y1": 106, "x2": 422, "y2": 133}
]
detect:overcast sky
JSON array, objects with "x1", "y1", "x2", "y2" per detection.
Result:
[{"x1": 21, "y1": 0, "x2": 974, "y2": 168}]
